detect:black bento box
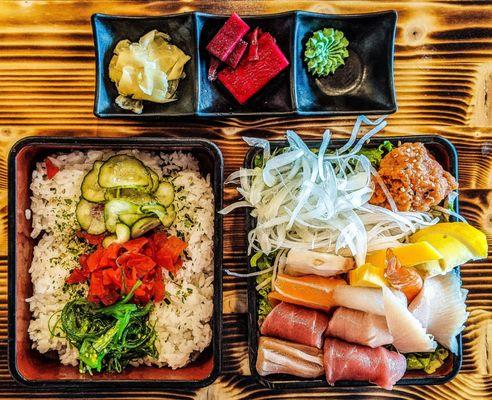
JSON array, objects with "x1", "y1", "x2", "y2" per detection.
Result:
[
  {"x1": 244, "y1": 135, "x2": 461, "y2": 389},
  {"x1": 92, "y1": 10, "x2": 397, "y2": 118},
  {"x1": 8, "y1": 137, "x2": 223, "y2": 389}
]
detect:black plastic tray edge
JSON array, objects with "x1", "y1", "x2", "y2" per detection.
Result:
[
  {"x1": 91, "y1": 10, "x2": 398, "y2": 119},
  {"x1": 8, "y1": 136, "x2": 224, "y2": 390},
  {"x1": 244, "y1": 135, "x2": 461, "y2": 390}
]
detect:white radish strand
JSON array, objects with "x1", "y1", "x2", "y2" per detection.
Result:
[{"x1": 220, "y1": 116, "x2": 439, "y2": 264}]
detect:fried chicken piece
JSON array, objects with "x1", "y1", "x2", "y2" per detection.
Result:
[{"x1": 370, "y1": 142, "x2": 457, "y2": 212}]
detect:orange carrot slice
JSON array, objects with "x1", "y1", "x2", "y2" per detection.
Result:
[{"x1": 269, "y1": 274, "x2": 346, "y2": 312}]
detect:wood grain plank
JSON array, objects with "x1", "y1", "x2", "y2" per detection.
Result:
[{"x1": 0, "y1": 0, "x2": 491, "y2": 399}]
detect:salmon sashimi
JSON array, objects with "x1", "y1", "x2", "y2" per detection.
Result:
[
  {"x1": 385, "y1": 248, "x2": 423, "y2": 302},
  {"x1": 326, "y1": 307, "x2": 393, "y2": 348},
  {"x1": 261, "y1": 302, "x2": 330, "y2": 349},
  {"x1": 323, "y1": 338, "x2": 406, "y2": 390},
  {"x1": 269, "y1": 274, "x2": 346, "y2": 312},
  {"x1": 256, "y1": 336, "x2": 324, "y2": 378}
]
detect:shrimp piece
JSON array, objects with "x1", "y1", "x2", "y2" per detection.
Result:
[{"x1": 385, "y1": 248, "x2": 423, "y2": 302}]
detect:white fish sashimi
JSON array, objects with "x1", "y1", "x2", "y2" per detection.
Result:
[
  {"x1": 382, "y1": 286, "x2": 437, "y2": 353},
  {"x1": 409, "y1": 272, "x2": 468, "y2": 354},
  {"x1": 333, "y1": 286, "x2": 407, "y2": 316}
]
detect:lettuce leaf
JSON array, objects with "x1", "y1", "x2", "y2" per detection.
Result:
[
  {"x1": 251, "y1": 251, "x2": 276, "y2": 322},
  {"x1": 358, "y1": 140, "x2": 393, "y2": 167},
  {"x1": 405, "y1": 347, "x2": 449, "y2": 374}
]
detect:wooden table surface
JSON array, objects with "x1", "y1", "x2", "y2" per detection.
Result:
[{"x1": 1, "y1": 0, "x2": 492, "y2": 398}]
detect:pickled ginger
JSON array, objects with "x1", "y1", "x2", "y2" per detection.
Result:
[{"x1": 109, "y1": 30, "x2": 190, "y2": 113}]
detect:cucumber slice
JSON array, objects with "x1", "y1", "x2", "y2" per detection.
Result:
[
  {"x1": 105, "y1": 188, "x2": 155, "y2": 205},
  {"x1": 115, "y1": 223, "x2": 131, "y2": 242},
  {"x1": 81, "y1": 161, "x2": 106, "y2": 203},
  {"x1": 102, "y1": 224, "x2": 131, "y2": 248},
  {"x1": 76, "y1": 199, "x2": 106, "y2": 235},
  {"x1": 131, "y1": 217, "x2": 161, "y2": 238},
  {"x1": 119, "y1": 213, "x2": 146, "y2": 227},
  {"x1": 140, "y1": 203, "x2": 175, "y2": 227},
  {"x1": 104, "y1": 199, "x2": 140, "y2": 233},
  {"x1": 98, "y1": 155, "x2": 150, "y2": 189},
  {"x1": 155, "y1": 181, "x2": 174, "y2": 207},
  {"x1": 102, "y1": 235, "x2": 117, "y2": 248},
  {"x1": 147, "y1": 168, "x2": 159, "y2": 193},
  {"x1": 161, "y1": 204, "x2": 176, "y2": 228}
]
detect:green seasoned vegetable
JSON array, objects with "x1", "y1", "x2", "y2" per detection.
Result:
[
  {"x1": 252, "y1": 251, "x2": 277, "y2": 322},
  {"x1": 304, "y1": 28, "x2": 349, "y2": 77},
  {"x1": 58, "y1": 281, "x2": 157, "y2": 374},
  {"x1": 98, "y1": 155, "x2": 150, "y2": 189},
  {"x1": 76, "y1": 199, "x2": 106, "y2": 235},
  {"x1": 358, "y1": 140, "x2": 394, "y2": 167},
  {"x1": 405, "y1": 347, "x2": 449, "y2": 374},
  {"x1": 81, "y1": 161, "x2": 106, "y2": 203}
]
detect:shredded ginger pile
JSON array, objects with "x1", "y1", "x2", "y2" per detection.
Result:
[{"x1": 221, "y1": 116, "x2": 440, "y2": 266}]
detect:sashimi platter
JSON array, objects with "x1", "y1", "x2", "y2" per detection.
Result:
[{"x1": 223, "y1": 116, "x2": 487, "y2": 389}]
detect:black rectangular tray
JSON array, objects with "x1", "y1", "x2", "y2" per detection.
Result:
[
  {"x1": 245, "y1": 135, "x2": 461, "y2": 389},
  {"x1": 92, "y1": 10, "x2": 397, "y2": 118},
  {"x1": 8, "y1": 137, "x2": 223, "y2": 389}
]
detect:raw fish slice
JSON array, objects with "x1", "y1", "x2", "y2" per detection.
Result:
[
  {"x1": 224, "y1": 39, "x2": 248, "y2": 68},
  {"x1": 284, "y1": 249, "x2": 354, "y2": 277},
  {"x1": 260, "y1": 302, "x2": 329, "y2": 349},
  {"x1": 333, "y1": 286, "x2": 406, "y2": 316},
  {"x1": 323, "y1": 338, "x2": 406, "y2": 390},
  {"x1": 382, "y1": 286, "x2": 437, "y2": 353},
  {"x1": 326, "y1": 307, "x2": 393, "y2": 348},
  {"x1": 206, "y1": 13, "x2": 250, "y2": 61},
  {"x1": 208, "y1": 57, "x2": 221, "y2": 81},
  {"x1": 257, "y1": 336, "x2": 324, "y2": 378},
  {"x1": 217, "y1": 32, "x2": 289, "y2": 104},
  {"x1": 409, "y1": 272, "x2": 468, "y2": 354},
  {"x1": 270, "y1": 274, "x2": 346, "y2": 312}
]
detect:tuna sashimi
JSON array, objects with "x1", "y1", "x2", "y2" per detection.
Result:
[
  {"x1": 332, "y1": 286, "x2": 407, "y2": 316},
  {"x1": 323, "y1": 338, "x2": 406, "y2": 390},
  {"x1": 260, "y1": 302, "x2": 330, "y2": 349},
  {"x1": 225, "y1": 39, "x2": 248, "y2": 68},
  {"x1": 326, "y1": 307, "x2": 393, "y2": 348},
  {"x1": 218, "y1": 32, "x2": 289, "y2": 104},
  {"x1": 409, "y1": 272, "x2": 468, "y2": 354},
  {"x1": 206, "y1": 13, "x2": 250, "y2": 62},
  {"x1": 257, "y1": 336, "x2": 324, "y2": 378},
  {"x1": 382, "y1": 286, "x2": 437, "y2": 353}
]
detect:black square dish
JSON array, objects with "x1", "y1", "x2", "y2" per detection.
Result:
[
  {"x1": 92, "y1": 13, "x2": 197, "y2": 118},
  {"x1": 195, "y1": 12, "x2": 295, "y2": 117},
  {"x1": 8, "y1": 137, "x2": 223, "y2": 389},
  {"x1": 294, "y1": 11, "x2": 397, "y2": 115},
  {"x1": 245, "y1": 136, "x2": 461, "y2": 389}
]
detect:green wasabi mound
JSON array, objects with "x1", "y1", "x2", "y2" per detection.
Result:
[{"x1": 304, "y1": 28, "x2": 349, "y2": 77}]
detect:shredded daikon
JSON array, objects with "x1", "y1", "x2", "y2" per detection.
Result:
[{"x1": 221, "y1": 115, "x2": 440, "y2": 266}]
